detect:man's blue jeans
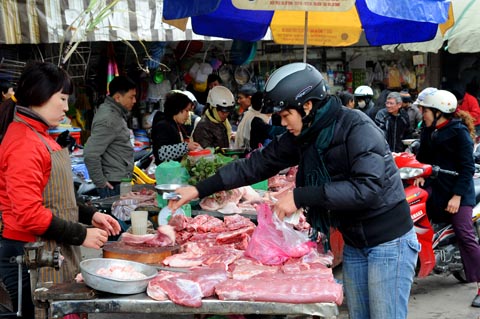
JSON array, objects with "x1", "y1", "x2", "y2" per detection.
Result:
[{"x1": 343, "y1": 227, "x2": 420, "y2": 319}]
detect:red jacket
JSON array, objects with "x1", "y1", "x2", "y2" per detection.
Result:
[
  {"x1": 0, "y1": 112, "x2": 60, "y2": 242},
  {"x1": 458, "y1": 92, "x2": 480, "y2": 126}
]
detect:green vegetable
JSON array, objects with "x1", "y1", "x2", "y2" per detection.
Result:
[{"x1": 181, "y1": 155, "x2": 232, "y2": 185}]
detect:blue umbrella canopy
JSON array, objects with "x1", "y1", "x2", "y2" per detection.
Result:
[{"x1": 163, "y1": 0, "x2": 450, "y2": 46}]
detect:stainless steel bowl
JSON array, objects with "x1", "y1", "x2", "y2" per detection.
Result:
[
  {"x1": 80, "y1": 258, "x2": 157, "y2": 294},
  {"x1": 155, "y1": 184, "x2": 188, "y2": 195}
]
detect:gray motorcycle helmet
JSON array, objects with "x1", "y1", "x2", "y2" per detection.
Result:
[{"x1": 263, "y1": 62, "x2": 328, "y2": 116}]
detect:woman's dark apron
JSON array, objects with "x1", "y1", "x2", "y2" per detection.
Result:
[{"x1": 16, "y1": 116, "x2": 81, "y2": 319}]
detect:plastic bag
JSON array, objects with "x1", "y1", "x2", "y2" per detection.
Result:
[
  {"x1": 155, "y1": 160, "x2": 189, "y2": 185},
  {"x1": 245, "y1": 203, "x2": 315, "y2": 265}
]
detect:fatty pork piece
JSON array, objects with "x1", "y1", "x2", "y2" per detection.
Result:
[
  {"x1": 168, "y1": 214, "x2": 190, "y2": 231},
  {"x1": 147, "y1": 267, "x2": 228, "y2": 307},
  {"x1": 215, "y1": 271, "x2": 344, "y2": 306},
  {"x1": 162, "y1": 245, "x2": 243, "y2": 269},
  {"x1": 120, "y1": 225, "x2": 176, "y2": 246},
  {"x1": 199, "y1": 187, "x2": 260, "y2": 212},
  {"x1": 96, "y1": 265, "x2": 147, "y2": 280}
]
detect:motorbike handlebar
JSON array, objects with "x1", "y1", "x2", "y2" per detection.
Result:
[{"x1": 432, "y1": 166, "x2": 459, "y2": 177}]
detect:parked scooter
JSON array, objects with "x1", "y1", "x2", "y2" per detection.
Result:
[{"x1": 394, "y1": 151, "x2": 480, "y2": 282}]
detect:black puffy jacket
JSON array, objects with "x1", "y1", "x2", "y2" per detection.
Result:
[{"x1": 197, "y1": 102, "x2": 412, "y2": 248}]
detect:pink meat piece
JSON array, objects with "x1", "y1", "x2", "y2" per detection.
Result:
[
  {"x1": 240, "y1": 186, "x2": 263, "y2": 203},
  {"x1": 189, "y1": 232, "x2": 219, "y2": 241},
  {"x1": 158, "y1": 277, "x2": 203, "y2": 307},
  {"x1": 119, "y1": 232, "x2": 157, "y2": 245},
  {"x1": 226, "y1": 188, "x2": 244, "y2": 203},
  {"x1": 233, "y1": 233, "x2": 251, "y2": 250},
  {"x1": 223, "y1": 214, "x2": 256, "y2": 231},
  {"x1": 168, "y1": 214, "x2": 190, "y2": 231},
  {"x1": 144, "y1": 225, "x2": 176, "y2": 246},
  {"x1": 215, "y1": 226, "x2": 255, "y2": 245},
  {"x1": 217, "y1": 202, "x2": 243, "y2": 215},
  {"x1": 231, "y1": 263, "x2": 280, "y2": 280},
  {"x1": 187, "y1": 214, "x2": 210, "y2": 232},
  {"x1": 199, "y1": 197, "x2": 222, "y2": 211},
  {"x1": 199, "y1": 189, "x2": 244, "y2": 212},
  {"x1": 201, "y1": 247, "x2": 243, "y2": 269},
  {"x1": 96, "y1": 265, "x2": 147, "y2": 280},
  {"x1": 119, "y1": 226, "x2": 176, "y2": 247},
  {"x1": 181, "y1": 240, "x2": 217, "y2": 254},
  {"x1": 185, "y1": 267, "x2": 228, "y2": 297},
  {"x1": 197, "y1": 215, "x2": 225, "y2": 233},
  {"x1": 176, "y1": 231, "x2": 193, "y2": 245},
  {"x1": 286, "y1": 166, "x2": 298, "y2": 182},
  {"x1": 162, "y1": 252, "x2": 205, "y2": 268},
  {"x1": 120, "y1": 189, "x2": 157, "y2": 206},
  {"x1": 147, "y1": 267, "x2": 228, "y2": 307},
  {"x1": 147, "y1": 271, "x2": 182, "y2": 301},
  {"x1": 215, "y1": 271, "x2": 343, "y2": 305}
]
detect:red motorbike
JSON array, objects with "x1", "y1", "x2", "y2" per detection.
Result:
[{"x1": 394, "y1": 152, "x2": 480, "y2": 282}]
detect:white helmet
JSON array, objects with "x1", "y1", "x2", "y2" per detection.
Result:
[
  {"x1": 418, "y1": 89, "x2": 457, "y2": 114},
  {"x1": 182, "y1": 90, "x2": 197, "y2": 104},
  {"x1": 354, "y1": 85, "x2": 373, "y2": 97},
  {"x1": 206, "y1": 86, "x2": 235, "y2": 111},
  {"x1": 413, "y1": 87, "x2": 437, "y2": 106}
]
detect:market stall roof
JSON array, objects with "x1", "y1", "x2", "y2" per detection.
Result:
[{"x1": 0, "y1": 0, "x2": 231, "y2": 45}]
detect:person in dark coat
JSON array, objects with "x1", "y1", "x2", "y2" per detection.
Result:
[
  {"x1": 414, "y1": 89, "x2": 480, "y2": 308},
  {"x1": 375, "y1": 91, "x2": 412, "y2": 152},
  {"x1": 151, "y1": 90, "x2": 201, "y2": 165},
  {"x1": 170, "y1": 63, "x2": 419, "y2": 319},
  {"x1": 192, "y1": 86, "x2": 235, "y2": 149}
]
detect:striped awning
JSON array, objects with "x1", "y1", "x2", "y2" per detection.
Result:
[{"x1": 0, "y1": 0, "x2": 230, "y2": 45}]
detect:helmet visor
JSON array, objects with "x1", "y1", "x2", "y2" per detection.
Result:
[{"x1": 217, "y1": 106, "x2": 234, "y2": 113}]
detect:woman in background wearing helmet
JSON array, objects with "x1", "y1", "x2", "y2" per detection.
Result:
[
  {"x1": 414, "y1": 89, "x2": 480, "y2": 308},
  {"x1": 151, "y1": 90, "x2": 201, "y2": 165},
  {"x1": 170, "y1": 63, "x2": 419, "y2": 319},
  {"x1": 192, "y1": 86, "x2": 235, "y2": 149},
  {"x1": 181, "y1": 90, "x2": 201, "y2": 137},
  {"x1": 354, "y1": 85, "x2": 376, "y2": 119}
]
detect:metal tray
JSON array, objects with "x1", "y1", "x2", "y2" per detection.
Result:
[{"x1": 80, "y1": 258, "x2": 157, "y2": 295}]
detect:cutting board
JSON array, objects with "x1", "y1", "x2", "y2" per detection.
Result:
[{"x1": 103, "y1": 241, "x2": 179, "y2": 264}]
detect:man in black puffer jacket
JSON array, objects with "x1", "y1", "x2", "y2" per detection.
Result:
[{"x1": 170, "y1": 63, "x2": 419, "y2": 319}]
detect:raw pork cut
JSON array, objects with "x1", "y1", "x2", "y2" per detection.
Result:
[
  {"x1": 215, "y1": 271, "x2": 343, "y2": 305},
  {"x1": 120, "y1": 225, "x2": 176, "y2": 247}
]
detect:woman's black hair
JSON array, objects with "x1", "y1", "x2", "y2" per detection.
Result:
[
  {"x1": 0, "y1": 81, "x2": 14, "y2": 95},
  {"x1": 251, "y1": 91, "x2": 264, "y2": 112},
  {"x1": 338, "y1": 91, "x2": 354, "y2": 106},
  {"x1": 163, "y1": 91, "x2": 192, "y2": 119},
  {"x1": 0, "y1": 62, "x2": 73, "y2": 143}
]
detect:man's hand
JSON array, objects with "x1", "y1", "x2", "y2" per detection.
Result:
[{"x1": 168, "y1": 186, "x2": 199, "y2": 211}]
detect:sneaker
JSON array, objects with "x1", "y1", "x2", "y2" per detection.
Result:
[{"x1": 472, "y1": 294, "x2": 480, "y2": 307}]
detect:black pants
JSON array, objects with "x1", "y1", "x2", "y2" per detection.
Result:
[{"x1": 0, "y1": 238, "x2": 34, "y2": 318}]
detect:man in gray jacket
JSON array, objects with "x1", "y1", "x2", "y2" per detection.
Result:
[{"x1": 84, "y1": 76, "x2": 136, "y2": 198}]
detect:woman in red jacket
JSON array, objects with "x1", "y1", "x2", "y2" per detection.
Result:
[{"x1": 0, "y1": 62, "x2": 120, "y2": 318}]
